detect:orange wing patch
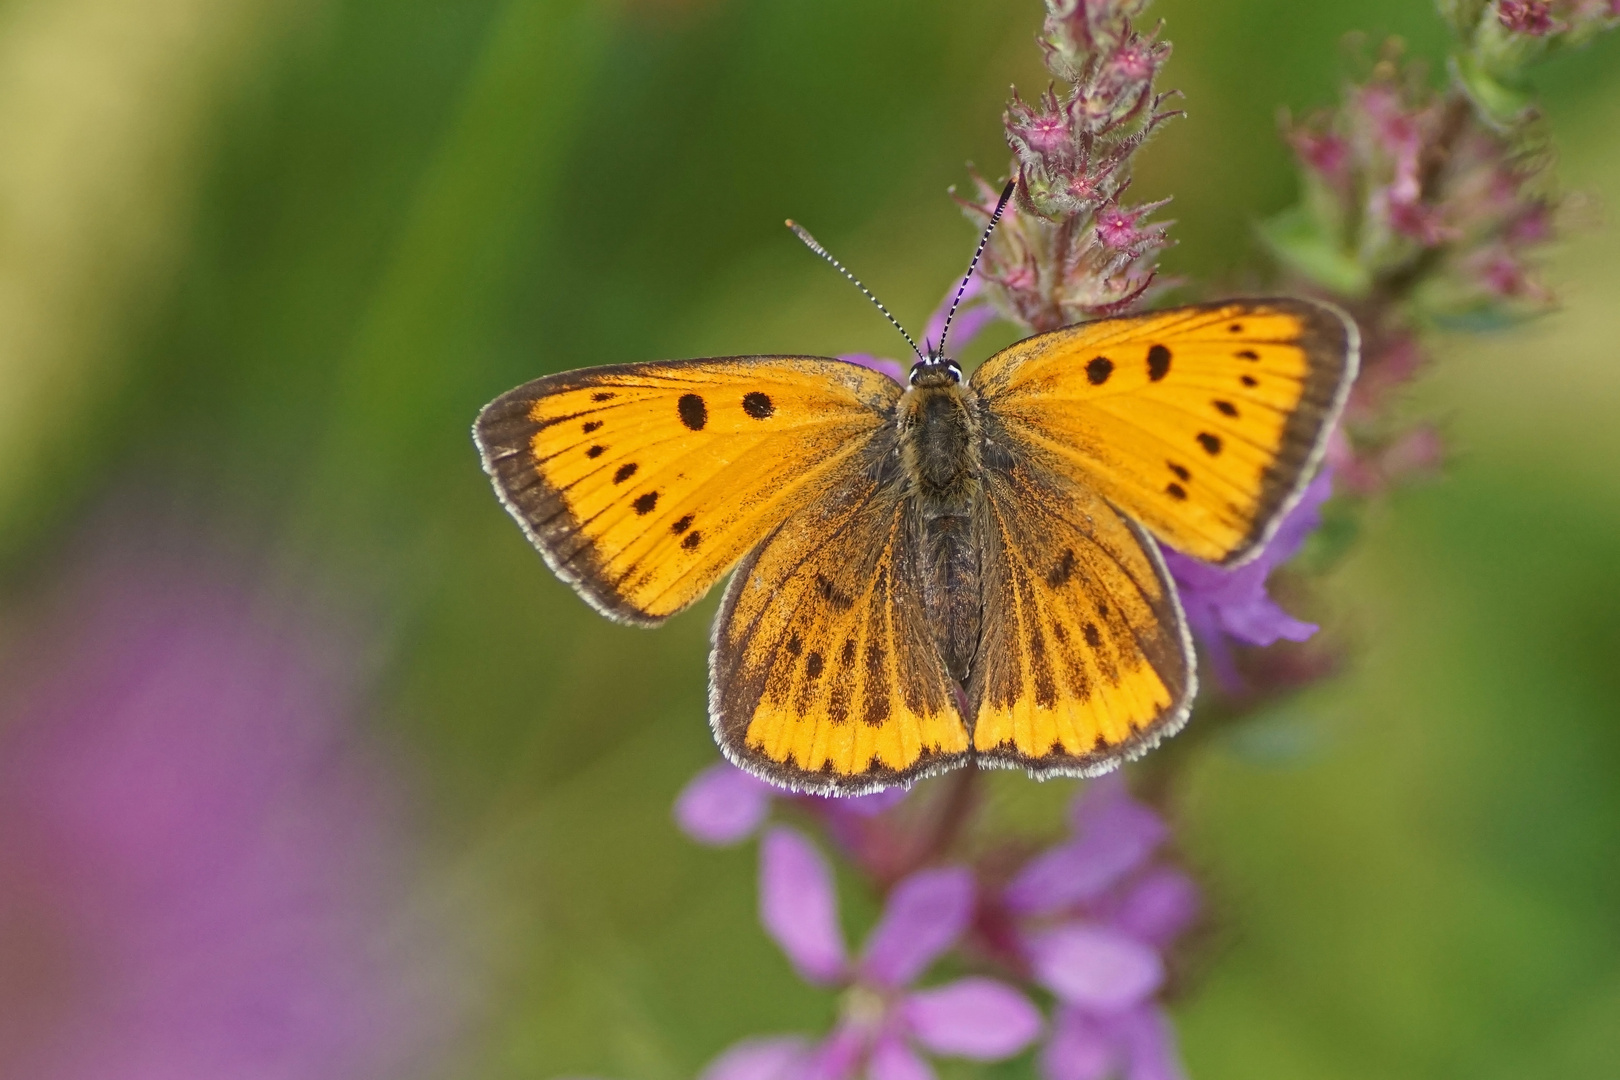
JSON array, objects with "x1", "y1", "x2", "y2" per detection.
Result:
[
  {"x1": 475, "y1": 356, "x2": 899, "y2": 624},
  {"x1": 968, "y1": 449, "x2": 1194, "y2": 776},
  {"x1": 972, "y1": 299, "x2": 1357, "y2": 565},
  {"x1": 711, "y1": 478, "x2": 970, "y2": 794}
]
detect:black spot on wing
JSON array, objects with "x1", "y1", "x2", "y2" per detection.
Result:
[
  {"x1": 586, "y1": 445, "x2": 605, "y2": 458},
  {"x1": 1241, "y1": 374, "x2": 1258, "y2": 387},
  {"x1": 592, "y1": 391, "x2": 616, "y2": 401},
  {"x1": 678, "y1": 393, "x2": 707, "y2": 431},
  {"x1": 1168, "y1": 462, "x2": 1190, "y2": 481},
  {"x1": 1046, "y1": 549, "x2": 1077, "y2": 587},
  {"x1": 613, "y1": 463, "x2": 638, "y2": 484},
  {"x1": 815, "y1": 574, "x2": 855, "y2": 612},
  {"x1": 1228, "y1": 323, "x2": 1244, "y2": 334},
  {"x1": 1197, "y1": 432, "x2": 1222, "y2": 456},
  {"x1": 671, "y1": 514, "x2": 694, "y2": 534},
  {"x1": 806, "y1": 651, "x2": 824, "y2": 678},
  {"x1": 743, "y1": 392, "x2": 775, "y2": 419},
  {"x1": 786, "y1": 634, "x2": 802, "y2": 656},
  {"x1": 632, "y1": 491, "x2": 659, "y2": 515},
  {"x1": 1147, "y1": 344, "x2": 1171, "y2": 381},
  {"x1": 682, "y1": 531, "x2": 702, "y2": 550},
  {"x1": 582, "y1": 420, "x2": 603, "y2": 433},
  {"x1": 1082, "y1": 623, "x2": 1103, "y2": 649},
  {"x1": 1166, "y1": 482, "x2": 1188, "y2": 500},
  {"x1": 1086, "y1": 356, "x2": 1114, "y2": 385},
  {"x1": 1214, "y1": 400, "x2": 1239, "y2": 418},
  {"x1": 1236, "y1": 349, "x2": 1259, "y2": 361}
]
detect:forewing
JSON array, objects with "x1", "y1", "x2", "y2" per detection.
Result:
[
  {"x1": 970, "y1": 299, "x2": 1357, "y2": 565},
  {"x1": 475, "y1": 356, "x2": 899, "y2": 624},
  {"x1": 969, "y1": 445, "x2": 1195, "y2": 776},
  {"x1": 711, "y1": 475, "x2": 971, "y2": 795}
]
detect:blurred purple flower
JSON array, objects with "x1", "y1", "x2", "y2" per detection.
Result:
[
  {"x1": 995, "y1": 777, "x2": 1198, "y2": 1080},
  {"x1": 1161, "y1": 468, "x2": 1333, "y2": 688},
  {"x1": 707, "y1": 827, "x2": 1040, "y2": 1080},
  {"x1": 675, "y1": 762, "x2": 907, "y2": 848},
  {"x1": 0, "y1": 529, "x2": 447, "y2": 1080}
]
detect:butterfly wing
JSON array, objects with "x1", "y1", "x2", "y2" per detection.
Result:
[
  {"x1": 710, "y1": 468, "x2": 971, "y2": 795},
  {"x1": 475, "y1": 356, "x2": 900, "y2": 625},
  {"x1": 968, "y1": 437, "x2": 1195, "y2": 775},
  {"x1": 970, "y1": 298, "x2": 1357, "y2": 566}
]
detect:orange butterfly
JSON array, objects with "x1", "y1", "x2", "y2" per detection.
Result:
[{"x1": 474, "y1": 194, "x2": 1357, "y2": 795}]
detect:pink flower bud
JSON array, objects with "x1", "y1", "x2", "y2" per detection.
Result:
[
  {"x1": 1497, "y1": 0, "x2": 1557, "y2": 34},
  {"x1": 1291, "y1": 130, "x2": 1349, "y2": 179}
]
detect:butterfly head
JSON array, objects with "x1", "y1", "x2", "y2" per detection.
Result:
[{"x1": 908, "y1": 352, "x2": 962, "y2": 388}]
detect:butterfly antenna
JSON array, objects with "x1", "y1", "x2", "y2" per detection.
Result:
[
  {"x1": 938, "y1": 178, "x2": 1016, "y2": 356},
  {"x1": 786, "y1": 219, "x2": 923, "y2": 361}
]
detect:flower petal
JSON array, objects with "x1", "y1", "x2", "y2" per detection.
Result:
[
  {"x1": 1005, "y1": 777, "x2": 1166, "y2": 916},
  {"x1": 675, "y1": 763, "x2": 774, "y2": 845},
  {"x1": 869, "y1": 1034, "x2": 937, "y2": 1080},
  {"x1": 1028, "y1": 924, "x2": 1163, "y2": 1012},
  {"x1": 1038, "y1": 1007, "x2": 1115, "y2": 1080},
  {"x1": 699, "y1": 1036, "x2": 813, "y2": 1080},
  {"x1": 1117, "y1": 1005, "x2": 1188, "y2": 1080},
  {"x1": 903, "y1": 977, "x2": 1043, "y2": 1059},
  {"x1": 760, "y1": 827, "x2": 847, "y2": 984},
  {"x1": 859, "y1": 866, "x2": 975, "y2": 988},
  {"x1": 802, "y1": 1024, "x2": 866, "y2": 1080},
  {"x1": 1111, "y1": 868, "x2": 1200, "y2": 949}
]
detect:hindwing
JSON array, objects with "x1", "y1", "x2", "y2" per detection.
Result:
[{"x1": 710, "y1": 464, "x2": 971, "y2": 795}]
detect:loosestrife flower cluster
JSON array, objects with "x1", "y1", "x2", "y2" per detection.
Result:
[
  {"x1": 960, "y1": 0, "x2": 1181, "y2": 332},
  {"x1": 662, "y1": 2, "x2": 1615, "y2": 1079}
]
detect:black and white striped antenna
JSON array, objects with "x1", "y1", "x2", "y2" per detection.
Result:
[
  {"x1": 938, "y1": 178, "x2": 1016, "y2": 356},
  {"x1": 786, "y1": 219, "x2": 923, "y2": 362}
]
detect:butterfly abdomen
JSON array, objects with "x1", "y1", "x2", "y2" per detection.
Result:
[{"x1": 897, "y1": 380, "x2": 986, "y2": 685}]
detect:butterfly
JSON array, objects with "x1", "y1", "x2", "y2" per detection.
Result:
[{"x1": 474, "y1": 193, "x2": 1357, "y2": 795}]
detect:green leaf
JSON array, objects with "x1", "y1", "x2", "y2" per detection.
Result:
[{"x1": 1256, "y1": 205, "x2": 1370, "y2": 298}]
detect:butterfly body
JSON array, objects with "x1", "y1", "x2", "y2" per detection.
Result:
[
  {"x1": 895, "y1": 361, "x2": 984, "y2": 682},
  {"x1": 476, "y1": 299, "x2": 1358, "y2": 794}
]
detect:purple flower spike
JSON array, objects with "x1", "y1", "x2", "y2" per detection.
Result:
[
  {"x1": 1164, "y1": 468, "x2": 1333, "y2": 667},
  {"x1": 760, "y1": 828, "x2": 848, "y2": 984},
  {"x1": 903, "y1": 977, "x2": 1044, "y2": 1058},
  {"x1": 1028, "y1": 924, "x2": 1164, "y2": 1012},
  {"x1": 676, "y1": 762, "x2": 775, "y2": 846},
  {"x1": 700, "y1": 1036, "x2": 813, "y2": 1080},
  {"x1": 859, "y1": 867, "x2": 976, "y2": 988}
]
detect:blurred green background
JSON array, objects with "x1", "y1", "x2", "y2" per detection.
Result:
[{"x1": 0, "y1": 0, "x2": 1616, "y2": 1077}]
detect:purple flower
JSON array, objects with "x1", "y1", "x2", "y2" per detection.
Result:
[
  {"x1": 998, "y1": 778, "x2": 1198, "y2": 1080},
  {"x1": 1162, "y1": 468, "x2": 1333, "y2": 688},
  {"x1": 0, "y1": 527, "x2": 448, "y2": 1080},
  {"x1": 708, "y1": 827, "x2": 1041, "y2": 1080},
  {"x1": 675, "y1": 762, "x2": 906, "y2": 847}
]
